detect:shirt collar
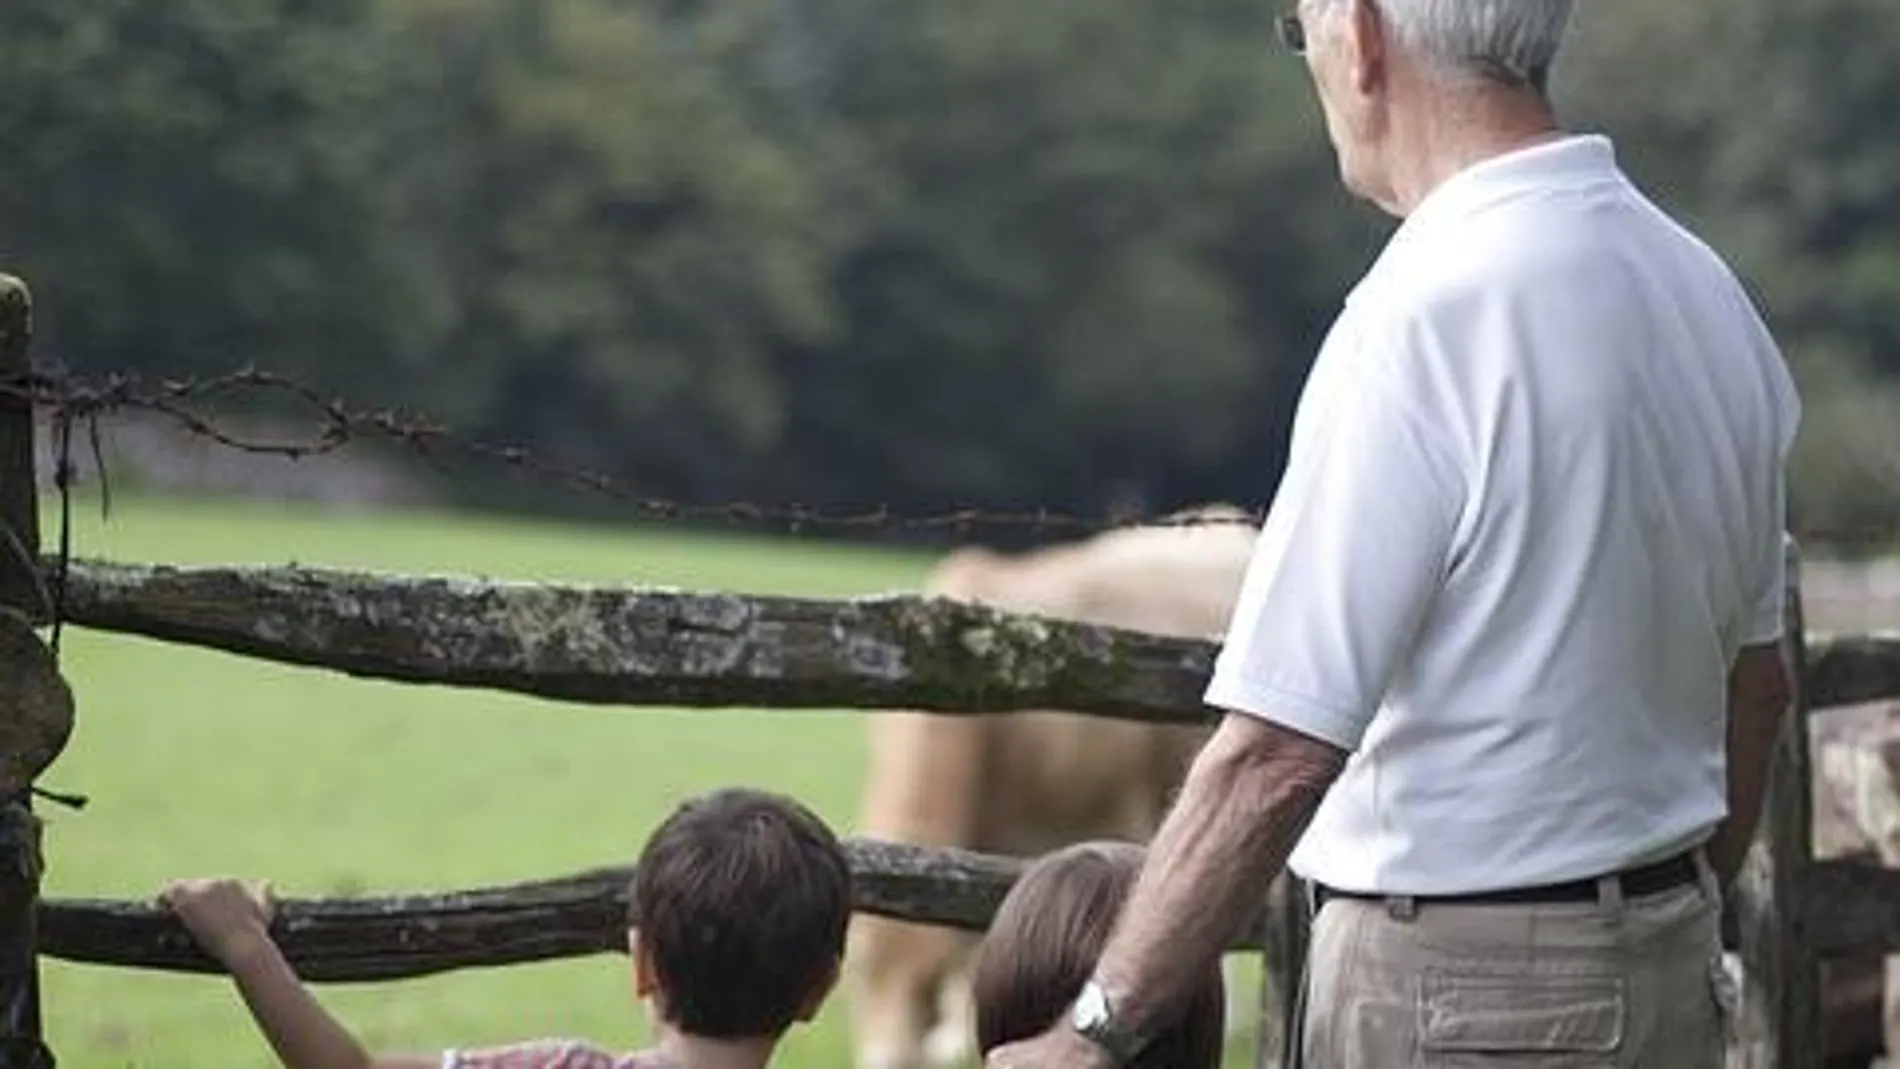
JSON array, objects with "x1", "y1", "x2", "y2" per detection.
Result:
[
  {"x1": 1393, "y1": 132, "x2": 1621, "y2": 239},
  {"x1": 1345, "y1": 133, "x2": 1622, "y2": 308}
]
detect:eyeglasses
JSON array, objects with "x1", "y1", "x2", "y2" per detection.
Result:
[{"x1": 1277, "y1": 12, "x2": 1306, "y2": 55}]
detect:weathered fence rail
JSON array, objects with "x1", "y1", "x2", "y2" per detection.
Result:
[
  {"x1": 1805, "y1": 857, "x2": 1900, "y2": 956},
  {"x1": 27, "y1": 557, "x2": 1900, "y2": 722},
  {"x1": 1807, "y1": 634, "x2": 1900, "y2": 709},
  {"x1": 30, "y1": 842, "x2": 1900, "y2": 983},
  {"x1": 37, "y1": 559, "x2": 1222, "y2": 724},
  {"x1": 38, "y1": 839, "x2": 1031, "y2": 983}
]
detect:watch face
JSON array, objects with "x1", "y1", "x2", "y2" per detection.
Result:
[{"x1": 1073, "y1": 982, "x2": 1110, "y2": 1031}]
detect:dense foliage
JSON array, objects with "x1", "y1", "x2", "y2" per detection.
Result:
[{"x1": 2, "y1": 0, "x2": 1895, "y2": 543}]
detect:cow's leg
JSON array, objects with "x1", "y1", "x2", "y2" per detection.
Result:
[
  {"x1": 922, "y1": 957, "x2": 976, "y2": 1067},
  {"x1": 847, "y1": 914, "x2": 970, "y2": 1069},
  {"x1": 1224, "y1": 954, "x2": 1248, "y2": 1040}
]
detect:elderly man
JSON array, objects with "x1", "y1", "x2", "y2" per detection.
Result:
[{"x1": 982, "y1": 2, "x2": 1801, "y2": 1068}]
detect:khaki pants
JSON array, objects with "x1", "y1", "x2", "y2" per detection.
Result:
[{"x1": 1294, "y1": 855, "x2": 1732, "y2": 1067}]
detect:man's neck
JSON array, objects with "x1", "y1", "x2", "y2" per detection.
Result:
[
  {"x1": 1382, "y1": 85, "x2": 1565, "y2": 216},
  {"x1": 650, "y1": 1025, "x2": 778, "y2": 1069}
]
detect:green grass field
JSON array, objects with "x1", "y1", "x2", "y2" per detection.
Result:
[{"x1": 34, "y1": 493, "x2": 1266, "y2": 1069}]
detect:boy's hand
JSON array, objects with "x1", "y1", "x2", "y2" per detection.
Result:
[{"x1": 158, "y1": 877, "x2": 279, "y2": 966}]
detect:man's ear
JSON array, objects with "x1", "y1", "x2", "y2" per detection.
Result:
[
  {"x1": 793, "y1": 956, "x2": 842, "y2": 1023},
  {"x1": 1346, "y1": 0, "x2": 1389, "y2": 95}
]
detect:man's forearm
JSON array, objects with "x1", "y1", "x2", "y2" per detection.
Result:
[
  {"x1": 1090, "y1": 713, "x2": 1344, "y2": 1042},
  {"x1": 1707, "y1": 643, "x2": 1795, "y2": 888},
  {"x1": 1706, "y1": 730, "x2": 1773, "y2": 888},
  {"x1": 1707, "y1": 710, "x2": 1782, "y2": 888}
]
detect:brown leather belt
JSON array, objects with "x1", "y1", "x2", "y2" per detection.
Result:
[{"x1": 1314, "y1": 850, "x2": 1699, "y2": 908}]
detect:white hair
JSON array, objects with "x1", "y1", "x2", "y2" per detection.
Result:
[{"x1": 1326, "y1": 0, "x2": 1576, "y2": 91}]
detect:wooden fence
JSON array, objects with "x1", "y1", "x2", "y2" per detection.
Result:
[{"x1": 3, "y1": 272, "x2": 1900, "y2": 1068}]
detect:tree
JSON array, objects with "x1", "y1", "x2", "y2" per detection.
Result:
[
  {"x1": 1562, "y1": 0, "x2": 1900, "y2": 544},
  {"x1": 374, "y1": 0, "x2": 850, "y2": 501},
  {"x1": 766, "y1": 0, "x2": 1385, "y2": 518},
  {"x1": 0, "y1": 0, "x2": 440, "y2": 393}
]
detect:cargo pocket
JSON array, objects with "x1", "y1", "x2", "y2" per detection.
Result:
[{"x1": 1418, "y1": 969, "x2": 1623, "y2": 1066}]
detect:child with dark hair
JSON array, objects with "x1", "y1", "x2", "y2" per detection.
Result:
[
  {"x1": 159, "y1": 786, "x2": 853, "y2": 1069},
  {"x1": 972, "y1": 840, "x2": 1225, "y2": 1069}
]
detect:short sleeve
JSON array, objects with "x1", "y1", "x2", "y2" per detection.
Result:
[
  {"x1": 1737, "y1": 518, "x2": 1786, "y2": 647},
  {"x1": 1202, "y1": 314, "x2": 1466, "y2": 752},
  {"x1": 1737, "y1": 330, "x2": 1799, "y2": 649},
  {"x1": 442, "y1": 1040, "x2": 626, "y2": 1069}
]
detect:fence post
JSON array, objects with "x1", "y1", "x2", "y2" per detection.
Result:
[
  {"x1": 1253, "y1": 876, "x2": 1306, "y2": 1069},
  {"x1": 0, "y1": 282, "x2": 35, "y2": 616},
  {"x1": 0, "y1": 274, "x2": 51, "y2": 1068},
  {"x1": 1732, "y1": 534, "x2": 1823, "y2": 1068}
]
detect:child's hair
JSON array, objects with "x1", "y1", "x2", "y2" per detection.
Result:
[
  {"x1": 629, "y1": 786, "x2": 853, "y2": 1039},
  {"x1": 972, "y1": 840, "x2": 1224, "y2": 1069}
]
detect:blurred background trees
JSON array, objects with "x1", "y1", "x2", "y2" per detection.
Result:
[{"x1": 2, "y1": 0, "x2": 1895, "y2": 547}]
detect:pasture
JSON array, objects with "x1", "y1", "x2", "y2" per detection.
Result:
[{"x1": 35, "y1": 493, "x2": 1265, "y2": 1068}]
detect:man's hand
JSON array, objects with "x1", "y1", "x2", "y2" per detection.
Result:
[
  {"x1": 983, "y1": 1024, "x2": 1114, "y2": 1069},
  {"x1": 158, "y1": 876, "x2": 279, "y2": 966}
]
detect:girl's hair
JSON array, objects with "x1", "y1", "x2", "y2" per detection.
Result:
[{"x1": 971, "y1": 840, "x2": 1225, "y2": 1069}]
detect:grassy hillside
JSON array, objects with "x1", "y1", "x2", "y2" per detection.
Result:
[{"x1": 30, "y1": 495, "x2": 1265, "y2": 1068}]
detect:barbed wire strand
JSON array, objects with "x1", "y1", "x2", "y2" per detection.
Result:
[
  {"x1": 1, "y1": 364, "x2": 1896, "y2": 546},
  {"x1": 0, "y1": 367, "x2": 1276, "y2": 537}
]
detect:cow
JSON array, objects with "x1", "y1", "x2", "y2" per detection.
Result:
[{"x1": 844, "y1": 504, "x2": 1265, "y2": 1069}]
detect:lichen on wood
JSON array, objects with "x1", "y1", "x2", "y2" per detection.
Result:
[
  {"x1": 0, "y1": 611, "x2": 72, "y2": 797},
  {"x1": 0, "y1": 271, "x2": 49, "y2": 1065},
  {"x1": 892, "y1": 594, "x2": 1147, "y2": 701},
  {"x1": 0, "y1": 274, "x2": 38, "y2": 622},
  {"x1": 49, "y1": 559, "x2": 1222, "y2": 724}
]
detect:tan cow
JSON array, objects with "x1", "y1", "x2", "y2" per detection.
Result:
[{"x1": 844, "y1": 505, "x2": 1264, "y2": 1069}]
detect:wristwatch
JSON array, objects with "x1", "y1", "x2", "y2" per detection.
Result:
[{"x1": 1070, "y1": 978, "x2": 1144, "y2": 1064}]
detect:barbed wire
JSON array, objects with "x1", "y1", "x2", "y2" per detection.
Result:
[
  {"x1": 2, "y1": 364, "x2": 1899, "y2": 549},
  {"x1": 0, "y1": 366, "x2": 1274, "y2": 538}
]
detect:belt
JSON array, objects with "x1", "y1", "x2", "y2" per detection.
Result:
[{"x1": 1313, "y1": 850, "x2": 1699, "y2": 908}]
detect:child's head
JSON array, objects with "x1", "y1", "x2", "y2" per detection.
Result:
[
  {"x1": 628, "y1": 787, "x2": 853, "y2": 1041},
  {"x1": 972, "y1": 840, "x2": 1225, "y2": 1069}
]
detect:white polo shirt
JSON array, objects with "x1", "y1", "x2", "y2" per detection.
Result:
[{"x1": 1203, "y1": 134, "x2": 1801, "y2": 895}]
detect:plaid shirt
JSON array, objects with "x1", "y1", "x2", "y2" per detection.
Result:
[{"x1": 442, "y1": 1040, "x2": 677, "y2": 1069}]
